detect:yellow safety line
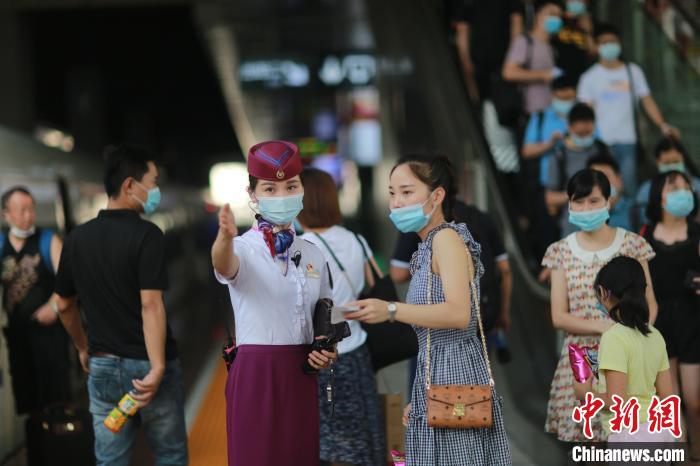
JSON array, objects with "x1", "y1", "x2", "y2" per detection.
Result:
[{"x1": 188, "y1": 362, "x2": 228, "y2": 466}]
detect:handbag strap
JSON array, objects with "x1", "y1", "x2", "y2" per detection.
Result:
[
  {"x1": 353, "y1": 232, "x2": 382, "y2": 283},
  {"x1": 425, "y1": 243, "x2": 494, "y2": 390},
  {"x1": 313, "y1": 232, "x2": 358, "y2": 295},
  {"x1": 625, "y1": 62, "x2": 642, "y2": 146}
]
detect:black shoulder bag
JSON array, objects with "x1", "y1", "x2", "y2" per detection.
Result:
[{"x1": 353, "y1": 233, "x2": 418, "y2": 371}]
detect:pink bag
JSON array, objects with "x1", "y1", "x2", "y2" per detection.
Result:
[
  {"x1": 568, "y1": 344, "x2": 599, "y2": 383},
  {"x1": 391, "y1": 450, "x2": 406, "y2": 466}
]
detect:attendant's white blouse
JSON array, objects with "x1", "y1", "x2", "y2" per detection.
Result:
[{"x1": 215, "y1": 229, "x2": 332, "y2": 346}]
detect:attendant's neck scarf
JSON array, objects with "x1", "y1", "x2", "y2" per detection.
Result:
[{"x1": 256, "y1": 215, "x2": 295, "y2": 257}]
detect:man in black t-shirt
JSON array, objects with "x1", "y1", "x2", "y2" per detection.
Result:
[
  {"x1": 1, "y1": 186, "x2": 71, "y2": 414},
  {"x1": 390, "y1": 200, "x2": 512, "y2": 334},
  {"x1": 447, "y1": 0, "x2": 524, "y2": 101},
  {"x1": 53, "y1": 144, "x2": 187, "y2": 465}
]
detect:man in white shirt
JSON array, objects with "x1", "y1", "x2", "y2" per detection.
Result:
[{"x1": 577, "y1": 23, "x2": 679, "y2": 196}]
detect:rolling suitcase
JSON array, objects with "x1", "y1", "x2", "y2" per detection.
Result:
[{"x1": 26, "y1": 403, "x2": 95, "y2": 466}]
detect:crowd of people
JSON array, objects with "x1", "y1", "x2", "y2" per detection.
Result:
[{"x1": 451, "y1": 0, "x2": 700, "y2": 462}]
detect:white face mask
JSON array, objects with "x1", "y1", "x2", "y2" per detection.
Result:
[{"x1": 9, "y1": 224, "x2": 36, "y2": 239}]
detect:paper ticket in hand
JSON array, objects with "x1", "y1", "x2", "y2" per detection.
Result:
[{"x1": 333, "y1": 305, "x2": 360, "y2": 313}]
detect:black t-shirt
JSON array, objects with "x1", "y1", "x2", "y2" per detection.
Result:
[
  {"x1": 392, "y1": 202, "x2": 507, "y2": 308},
  {"x1": 55, "y1": 209, "x2": 177, "y2": 360},
  {"x1": 551, "y1": 20, "x2": 593, "y2": 85},
  {"x1": 1, "y1": 228, "x2": 55, "y2": 324},
  {"x1": 644, "y1": 222, "x2": 700, "y2": 307},
  {"x1": 446, "y1": 0, "x2": 524, "y2": 65}
]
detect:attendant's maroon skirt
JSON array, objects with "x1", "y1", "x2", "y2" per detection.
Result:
[{"x1": 225, "y1": 344, "x2": 319, "y2": 466}]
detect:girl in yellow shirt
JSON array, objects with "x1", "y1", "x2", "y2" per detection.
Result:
[{"x1": 574, "y1": 256, "x2": 677, "y2": 443}]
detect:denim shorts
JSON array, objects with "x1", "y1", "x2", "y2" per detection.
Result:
[{"x1": 87, "y1": 356, "x2": 188, "y2": 466}]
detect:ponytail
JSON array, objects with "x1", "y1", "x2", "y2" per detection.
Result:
[{"x1": 392, "y1": 153, "x2": 458, "y2": 221}]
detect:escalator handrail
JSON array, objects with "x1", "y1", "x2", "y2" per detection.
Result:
[
  {"x1": 669, "y1": 0, "x2": 700, "y2": 38},
  {"x1": 441, "y1": 54, "x2": 551, "y2": 301}
]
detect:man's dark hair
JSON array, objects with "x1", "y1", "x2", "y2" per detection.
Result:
[
  {"x1": 587, "y1": 153, "x2": 620, "y2": 173},
  {"x1": 552, "y1": 76, "x2": 576, "y2": 91},
  {"x1": 535, "y1": 0, "x2": 563, "y2": 12},
  {"x1": 1, "y1": 186, "x2": 33, "y2": 210},
  {"x1": 653, "y1": 137, "x2": 688, "y2": 161},
  {"x1": 103, "y1": 144, "x2": 156, "y2": 198},
  {"x1": 568, "y1": 103, "x2": 596, "y2": 125},
  {"x1": 594, "y1": 23, "x2": 620, "y2": 41}
]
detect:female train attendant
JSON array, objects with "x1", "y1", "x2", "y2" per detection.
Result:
[
  {"x1": 346, "y1": 154, "x2": 511, "y2": 465},
  {"x1": 211, "y1": 140, "x2": 337, "y2": 466}
]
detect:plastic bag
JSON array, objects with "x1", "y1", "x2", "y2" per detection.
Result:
[{"x1": 568, "y1": 343, "x2": 599, "y2": 383}]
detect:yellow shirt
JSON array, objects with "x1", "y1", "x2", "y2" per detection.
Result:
[{"x1": 596, "y1": 323, "x2": 670, "y2": 434}]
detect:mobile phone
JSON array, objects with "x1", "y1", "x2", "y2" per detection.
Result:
[{"x1": 684, "y1": 270, "x2": 700, "y2": 290}]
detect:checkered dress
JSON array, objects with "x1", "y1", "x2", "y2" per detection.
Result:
[{"x1": 405, "y1": 223, "x2": 512, "y2": 466}]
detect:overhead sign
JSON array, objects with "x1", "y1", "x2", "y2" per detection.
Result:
[
  {"x1": 239, "y1": 60, "x2": 310, "y2": 88},
  {"x1": 239, "y1": 54, "x2": 412, "y2": 89}
]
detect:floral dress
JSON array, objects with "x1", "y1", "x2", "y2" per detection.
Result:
[
  {"x1": 542, "y1": 228, "x2": 655, "y2": 442},
  {"x1": 406, "y1": 223, "x2": 511, "y2": 465}
]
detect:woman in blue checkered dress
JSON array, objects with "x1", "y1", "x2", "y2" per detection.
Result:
[{"x1": 346, "y1": 154, "x2": 511, "y2": 465}]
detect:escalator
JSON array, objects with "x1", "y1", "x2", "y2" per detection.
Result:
[
  {"x1": 364, "y1": 0, "x2": 566, "y2": 462},
  {"x1": 594, "y1": 0, "x2": 700, "y2": 175}
]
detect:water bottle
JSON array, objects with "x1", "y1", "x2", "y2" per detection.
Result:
[{"x1": 104, "y1": 391, "x2": 140, "y2": 433}]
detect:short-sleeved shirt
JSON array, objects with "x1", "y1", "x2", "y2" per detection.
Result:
[
  {"x1": 392, "y1": 202, "x2": 507, "y2": 312},
  {"x1": 544, "y1": 140, "x2": 610, "y2": 236},
  {"x1": 215, "y1": 229, "x2": 332, "y2": 346},
  {"x1": 596, "y1": 324, "x2": 670, "y2": 433},
  {"x1": 505, "y1": 34, "x2": 555, "y2": 114},
  {"x1": 301, "y1": 226, "x2": 370, "y2": 354},
  {"x1": 55, "y1": 209, "x2": 177, "y2": 360},
  {"x1": 551, "y1": 22, "x2": 594, "y2": 84},
  {"x1": 577, "y1": 63, "x2": 651, "y2": 145},
  {"x1": 524, "y1": 107, "x2": 569, "y2": 185}
]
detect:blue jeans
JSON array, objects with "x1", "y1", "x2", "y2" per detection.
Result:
[
  {"x1": 610, "y1": 143, "x2": 638, "y2": 196},
  {"x1": 87, "y1": 356, "x2": 188, "y2": 466}
]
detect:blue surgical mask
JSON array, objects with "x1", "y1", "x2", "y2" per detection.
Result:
[
  {"x1": 659, "y1": 162, "x2": 685, "y2": 174},
  {"x1": 257, "y1": 193, "x2": 304, "y2": 226},
  {"x1": 567, "y1": 0, "x2": 586, "y2": 16},
  {"x1": 544, "y1": 16, "x2": 563, "y2": 35},
  {"x1": 389, "y1": 193, "x2": 437, "y2": 233},
  {"x1": 595, "y1": 301, "x2": 609, "y2": 316},
  {"x1": 599, "y1": 42, "x2": 621, "y2": 61},
  {"x1": 568, "y1": 205, "x2": 610, "y2": 232},
  {"x1": 134, "y1": 182, "x2": 161, "y2": 215},
  {"x1": 664, "y1": 189, "x2": 695, "y2": 218},
  {"x1": 552, "y1": 98, "x2": 575, "y2": 116},
  {"x1": 571, "y1": 133, "x2": 595, "y2": 148},
  {"x1": 610, "y1": 186, "x2": 618, "y2": 198}
]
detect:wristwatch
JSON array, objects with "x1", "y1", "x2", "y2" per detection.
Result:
[{"x1": 387, "y1": 302, "x2": 398, "y2": 323}]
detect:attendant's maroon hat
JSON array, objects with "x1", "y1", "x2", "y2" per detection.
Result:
[{"x1": 247, "y1": 140, "x2": 302, "y2": 181}]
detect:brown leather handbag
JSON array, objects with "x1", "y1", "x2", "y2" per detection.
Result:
[{"x1": 425, "y1": 249, "x2": 494, "y2": 429}]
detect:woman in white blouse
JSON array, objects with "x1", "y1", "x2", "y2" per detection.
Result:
[
  {"x1": 211, "y1": 141, "x2": 337, "y2": 466},
  {"x1": 298, "y1": 168, "x2": 385, "y2": 466}
]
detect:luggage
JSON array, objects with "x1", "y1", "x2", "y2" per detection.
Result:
[{"x1": 26, "y1": 403, "x2": 95, "y2": 466}]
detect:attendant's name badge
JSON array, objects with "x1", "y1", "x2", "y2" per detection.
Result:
[{"x1": 305, "y1": 263, "x2": 321, "y2": 279}]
